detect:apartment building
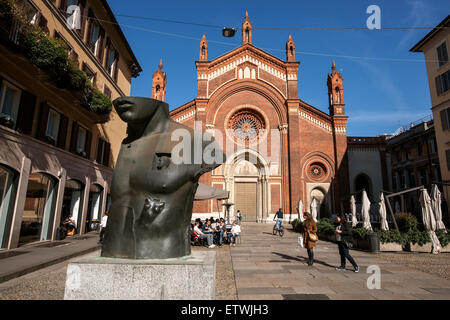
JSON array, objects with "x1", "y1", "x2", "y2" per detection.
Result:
[{"x1": 0, "y1": 0, "x2": 142, "y2": 248}]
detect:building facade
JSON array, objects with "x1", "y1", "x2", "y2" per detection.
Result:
[
  {"x1": 168, "y1": 13, "x2": 350, "y2": 222},
  {"x1": 0, "y1": 0, "x2": 142, "y2": 248},
  {"x1": 411, "y1": 15, "x2": 450, "y2": 212}
]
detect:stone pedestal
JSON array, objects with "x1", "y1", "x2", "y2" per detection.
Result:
[{"x1": 64, "y1": 251, "x2": 216, "y2": 300}]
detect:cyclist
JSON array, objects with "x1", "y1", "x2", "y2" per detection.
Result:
[{"x1": 273, "y1": 208, "x2": 283, "y2": 231}]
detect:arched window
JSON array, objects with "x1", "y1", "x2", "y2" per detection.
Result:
[
  {"x1": 354, "y1": 173, "x2": 373, "y2": 201},
  {"x1": 62, "y1": 179, "x2": 84, "y2": 235},
  {"x1": 245, "y1": 28, "x2": 249, "y2": 41},
  {"x1": 0, "y1": 164, "x2": 18, "y2": 248},
  {"x1": 289, "y1": 46, "x2": 293, "y2": 56},
  {"x1": 335, "y1": 87, "x2": 341, "y2": 104},
  {"x1": 201, "y1": 46, "x2": 206, "y2": 54}
]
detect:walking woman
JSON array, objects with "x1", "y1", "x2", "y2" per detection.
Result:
[
  {"x1": 302, "y1": 212, "x2": 318, "y2": 266},
  {"x1": 335, "y1": 214, "x2": 359, "y2": 272}
]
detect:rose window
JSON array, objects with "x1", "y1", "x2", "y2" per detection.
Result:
[
  {"x1": 227, "y1": 109, "x2": 265, "y2": 143},
  {"x1": 308, "y1": 162, "x2": 327, "y2": 181}
]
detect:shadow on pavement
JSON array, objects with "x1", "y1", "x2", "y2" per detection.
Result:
[{"x1": 272, "y1": 252, "x2": 337, "y2": 269}]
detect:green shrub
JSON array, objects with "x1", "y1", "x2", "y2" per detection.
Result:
[
  {"x1": 395, "y1": 213, "x2": 419, "y2": 233},
  {"x1": 317, "y1": 218, "x2": 335, "y2": 236},
  {"x1": 380, "y1": 229, "x2": 406, "y2": 245},
  {"x1": 405, "y1": 229, "x2": 431, "y2": 246},
  {"x1": 436, "y1": 229, "x2": 450, "y2": 247},
  {"x1": 89, "y1": 90, "x2": 112, "y2": 114},
  {"x1": 352, "y1": 227, "x2": 370, "y2": 240}
]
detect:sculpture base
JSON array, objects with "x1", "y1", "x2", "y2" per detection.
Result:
[{"x1": 64, "y1": 250, "x2": 216, "y2": 300}]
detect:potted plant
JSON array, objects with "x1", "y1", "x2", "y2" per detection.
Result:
[
  {"x1": 316, "y1": 218, "x2": 335, "y2": 242},
  {"x1": 352, "y1": 227, "x2": 370, "y2": 250},
  {"x1": 379, "y1": 229, "x2": 404, "y2": 251},
  {"x1": 395, "y1": 213, "x2": 432, "y2": 252},
  {"x1": 436, "y1": 229, "x2": 450, "y2": 252}
]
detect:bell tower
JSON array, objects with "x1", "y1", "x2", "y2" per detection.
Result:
[
  {"x1": 152, "y1": 59, "x2": 167, "y2": 102},
  {"x1": 199, "y1": 34, "x2": 208, "y2": 61},
  {"x1": 286, "y1": 34, "x2": 295, "y2": 61},
  {"x1": 242, "y1": 11, "x2": 252, "y2": 45},
  {"x1": 327, "y1": 60, "x2": 345, "y2": 116}
]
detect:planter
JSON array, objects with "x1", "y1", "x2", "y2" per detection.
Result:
[
  {"x1": 380, "y1": 242, "x2": 403, "y2": 252},
  {"x1": 356, "y1": 239, "x2": 370, "y2": 250},
  {"x1": 404, "y1": 242, "x2": 432, "y2": 253},
  {"x1": 440, "y1": 244, "x2": 450, "y2": 252}
]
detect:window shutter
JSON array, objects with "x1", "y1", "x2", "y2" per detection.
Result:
[
  {"x1": 104, "y1": 37, "x2": 111, "y2": 69},
  {"x1": 86, "y1": 9, "x2": 94, "y2": 46},
  {"x1": 37, "y1": 102, "x2": 49, "y2": 141},
  {"x1": 441, "y1": 109, "x2": 448, "y2": 130},
  {"x1": 85, "y1": 130, "x2": 92, "y2": 159},
  {"x1": 69, "y1": 121, "x2": 79, "y2": 153},
  {"x1": 96, "y1": 138, "x2": 104, "y2": 163},
  {"x1": 59, "y1": 0, "x2": 68, "y2": 12},
  {"x1": 446, "y1": 150, "x2": 450, "y2": 170},
  {"x1": 57, "y1": 114, "x2": 68, "y2": 149},
  {"x1": 436, "y1": 76, "x2": 442, "y2": 96},
  {"x1": 16, "y1": 90, "x2": 37, "y2": 135},
  {"x1": 113, "y1": 52, "x2": 120, "y2": 82},
  {"x1": 79, "y1": 0, "x2": 86, "y2": 36},
  {"x1": 103, "y1": 142, "x2": 110, "y2": 166}
]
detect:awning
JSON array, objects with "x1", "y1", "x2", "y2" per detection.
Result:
[{"x1": 195, "y1": 183, "x2": 229, "y2": 201}]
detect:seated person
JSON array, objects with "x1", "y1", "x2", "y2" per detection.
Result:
[
  {"x1": 228, "y1": 220, "x2": 241, "y2": 246},
  {"x1": 193, "y1": 221, "x2": 215, "y2": 248},
  {"x1": 202, "y1": 219, "x2": 213, "y2": 233},
  {"x1": 217, "y1": 219, "x2": 227, "y2": 245},
  {"x1": 210, "y1": 218, "x2": 218, "y2": 230}
]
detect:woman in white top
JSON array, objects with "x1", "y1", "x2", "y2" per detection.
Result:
[{"x1": 229, "y1": 221, "x2": 241, "y2": 246}]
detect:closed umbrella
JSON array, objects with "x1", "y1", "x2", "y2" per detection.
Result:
[
  {"x1": 298, "y1": 199, "x2": 304, "y2": 222},
  {"x1": 350, "y1": 195, "x2": 357, "y2": 227},
  {"x1": 419, "y1": 188, "x2": 441, "y2": 254},
  {"x1": 311, "y1": 198, "x2": 318, "y2": 222},
  {"x1": 361, "y1": 190, "x2": 372, "y2": 231},
  {"x1": 431, "y1": 185, "x2": 446, "y2": 230},
  {"x1": 379, "y1": 192, "x2": 389, "y2": 231}
]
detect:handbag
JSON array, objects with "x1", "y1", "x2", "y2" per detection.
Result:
[{"x1": 308, "y1": 231, "x2": 318, "y2": 242}]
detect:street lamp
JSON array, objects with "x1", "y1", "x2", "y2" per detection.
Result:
[{"x1": 222, "y1": 27, "x2": 236, "y2": 37}]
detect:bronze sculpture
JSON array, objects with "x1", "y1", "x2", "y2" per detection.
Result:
[{"x1": 101, "y1": 97, "x2": 224, "y2": 259}]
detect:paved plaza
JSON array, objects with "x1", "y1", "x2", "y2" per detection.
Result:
[
  {"x1": 229, "y1": 223, "x2": 450, "y2": 300},
  {"x1": 0, "y1": 222, "x2": 449, "y2": 300}
]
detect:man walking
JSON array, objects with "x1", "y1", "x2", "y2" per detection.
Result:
[{"x1": 99, "y1": 211, "x2": 108, "y2": 244}]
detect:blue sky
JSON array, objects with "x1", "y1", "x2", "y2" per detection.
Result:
[{"x1": 108, "y1": 0, "x2": 450, "y2": 136}]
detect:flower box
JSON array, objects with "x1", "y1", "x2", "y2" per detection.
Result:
[
  {"x1": 404, "y1": 242, "x2": 432, "y2": 253},
  {"x1": 380, "y1": 242, "x2": 403, "y2": 252},
  {"x1": 357, "y1": 239, "x2": 369, "y2": 250}
]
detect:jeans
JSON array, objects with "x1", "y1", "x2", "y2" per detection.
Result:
[
  {"x1": 337, "y1": 241, "x2": 358, "y2": 269},
  {"x1": 275, "y1": 218, "x2": 283, "y2": 230},
  {"x1": 229, "y1": 233, "x2": 240, "y2": 243},
  {"x1": 219, "y1": 230, "x2": 225, "y2": 244},
  {"x1": 199, "y1": 234, "x2": 213, "y2": 246}
]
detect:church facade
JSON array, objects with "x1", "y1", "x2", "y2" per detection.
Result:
[{"x1": 163, "y1": 13, "x2": 350, "y2": 222}]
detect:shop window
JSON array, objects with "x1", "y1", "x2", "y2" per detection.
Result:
[
  {"x1": 20, "y1": 173, "x2": 58, "y2": 246},
  {"x1": 62, "y1": 179, "x2": 83, "y2": 235},
  {"x1": 0, "y1": 165, "x2": 18, "y2": 248},
  {"x1": 86, "y1": 184, "x2": 103, "y2": 232}
]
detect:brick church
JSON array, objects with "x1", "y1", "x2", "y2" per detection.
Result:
[{"x1": 157, "y1": 13, "x2": 350, "y2": 222}]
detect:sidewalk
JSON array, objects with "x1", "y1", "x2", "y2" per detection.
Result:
[
  {"x1": 231, "y1": 223, "x2": 450, "y2": 300},
  {"x1": 0, "y1": 233, "x2": 101, "y2": 283}
]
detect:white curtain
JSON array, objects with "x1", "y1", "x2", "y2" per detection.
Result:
[
  {"x1": 420, "y1": 188, "x2": 441, "y2": 254},
  {"x1": 361, "y1": 190, "x2": 372, "y2": 231},
  {"x1": 379, "y1": 192, "x2": 389, "y2": 231}
]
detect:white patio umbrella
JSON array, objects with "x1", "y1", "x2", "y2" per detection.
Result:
[
  {"x1": 311, "y1": 198, "x2": 318, "y2": 222},
  {"x1": 379, "y1": 192, "x2": 389, "y2": 231},
  {"x1": 350, "y1": 195, "x2": 358, "y2": 227},
  {"x1": 298, "y1": 199, "x2": 304, "y2": 222},
  {"x1": 361, "y1": 190, "x2": 373, "y2": 231},
  {"x1": 431, "y1": 184, "x2": 446, "y2": 230},
  {"x1": 419, "y1": 188, "x2": 441, "y2": 254}
]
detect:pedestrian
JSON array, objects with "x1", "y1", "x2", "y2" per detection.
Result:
[
  {"x1": 335, "y1": 213, "x2": 359, "y2": 272},
  {"x1": 273, "y1": 208, "x2": 283, "y2": 231},
  {"x1": 98, "y1": 211, "x2": 108, "y2": 244},
  {"x1": 302, "y1": 212, "x2": 318, "y2": 266},
  {"x1": 236, "y1": 210, "x2": 242, "y2": 225}
]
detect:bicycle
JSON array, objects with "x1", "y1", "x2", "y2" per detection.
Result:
[{"x1": 273, "y1": 222, "x2": 284, "y2": 237}]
